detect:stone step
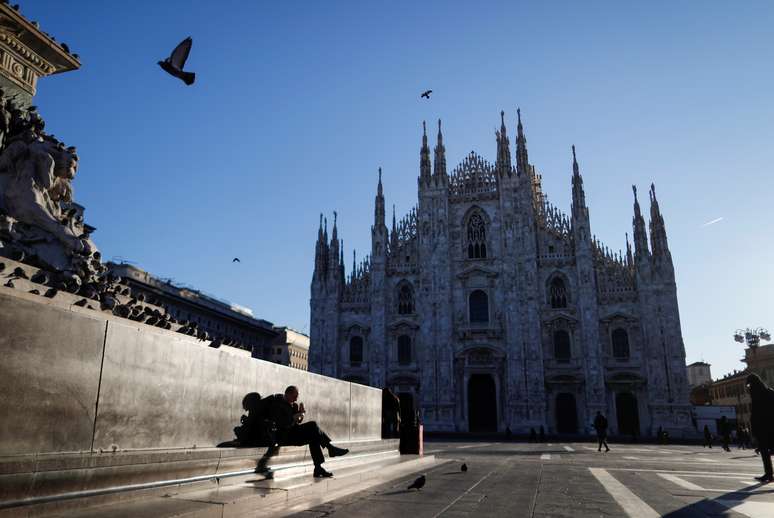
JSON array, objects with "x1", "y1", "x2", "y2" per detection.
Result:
[
  {"x1": 0, "y1": 439, "x2": 399, "y2": 517},
  {"x1": 67, "y1": 454, "x2": 442, "y2": 518}
]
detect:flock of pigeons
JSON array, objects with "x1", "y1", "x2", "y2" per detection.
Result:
[{"x1": 158, "y1": 38, "x2": 434, "y2": 101}]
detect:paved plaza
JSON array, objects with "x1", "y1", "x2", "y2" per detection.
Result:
[{"x1": 290, "y1": 440, "x2": 774, "y2": 518}]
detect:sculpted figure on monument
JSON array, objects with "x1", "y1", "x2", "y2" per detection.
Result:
[{"x1": 0, "y1": 91, "x2": 98, "y2": 277}]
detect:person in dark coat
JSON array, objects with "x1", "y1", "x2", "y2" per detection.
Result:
[
  {"x1": 256, "y1": 385, "x2": 349, "y2": 478},
  {"x1": 748, "y1": 373, "x2": 774, "y2": 482},
  {"x1": 719, "y1": 416, "x2": 731, "y2": 452},
  {"x1": 703, "y1": 424, "x2": 713, "y2": 448},
  {"x1": 593, "y1": 411, "x2": 610, "y2": 452}
]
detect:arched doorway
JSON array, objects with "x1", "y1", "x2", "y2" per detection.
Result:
[
  {"x1": 468, "y1": 374, "x2": 497, "y2": 432},
  {"x1": 555, "y1": 393, "x2": 578, "y2": 434},
  {"x1": 616, "y1": 392, "x2": 640, "y2": 436}
]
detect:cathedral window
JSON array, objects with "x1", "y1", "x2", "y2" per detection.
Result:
[
  {"x1": 349, "y1": 336, "x2": 363, "y2": 366},
  {"x1": 612, "y1": 328, "x2": 630, "y2": 360},
  {"x1": 554, "y1": 330, "x2": 571, "y2": 362},
  {"x1": 469, "y1": 290, "x2": 489, "y2": 324},
  {"x1": 466, "y1": 212, "x2": 488, "y2": 259},
  {"x1": 549, "y1": 277, "x2": 568, "y2": 308},
  {"x1": 397, "y1": 283, "x2": 415, "y2": 315},
  {"x1": 398, "y1": 335, "x2": 412, "y2": 365}
]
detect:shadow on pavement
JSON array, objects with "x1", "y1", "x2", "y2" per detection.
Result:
[{"x1": 663, "y1": 481, "x2": 774, "y2": 517}]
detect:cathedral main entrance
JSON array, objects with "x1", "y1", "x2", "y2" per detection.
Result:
[
  {"x1": 616, "y1": 392, "x2": 640, "y2": 436},
  {"x1": 468, "y1": 374, "x2": 497, "y2": 432},
  {"x1": 555, "y1": 393, "x2": 578, "y2": 434}
]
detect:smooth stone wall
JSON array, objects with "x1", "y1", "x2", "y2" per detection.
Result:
[{"x1": 0, "y1": 288, "x2": 381, "y2": 456}]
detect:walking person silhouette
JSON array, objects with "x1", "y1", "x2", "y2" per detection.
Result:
[
  {"x1": 594, "y1": 411, "x2": 610, "y2": 452},
  {"x1": 747, "y1": 374, "x2": 774, "y2": 482},
  {"x1": 703, "y1": 424, "x2": 713, "y2": 448}
]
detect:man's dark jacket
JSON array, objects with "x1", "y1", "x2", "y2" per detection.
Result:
[
  {"x1": 263, "y1": 393, "x2": 298, "y2": 433},
  {"x1": 750, "y1": 383, "x2": 774, "y2": 445},
  {"x1": 594, "y1": 414, "x2": 608, "y2": 433}
]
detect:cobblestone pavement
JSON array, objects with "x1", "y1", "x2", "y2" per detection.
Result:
[{"x1": 289, "y1": 440, "x2": 774, "y2": 517}]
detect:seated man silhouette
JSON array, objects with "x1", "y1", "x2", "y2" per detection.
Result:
[{"x1": 257, "y1": 385, "x2": 349, "y2": 478}]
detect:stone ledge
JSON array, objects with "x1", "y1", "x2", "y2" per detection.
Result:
[{"x1": 0, "y1": 440, "x2": 401, "y2": 516}]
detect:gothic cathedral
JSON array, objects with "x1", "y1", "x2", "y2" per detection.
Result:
[{"x1": 310, "y1": 111, "x2": 691, "y2": 436}]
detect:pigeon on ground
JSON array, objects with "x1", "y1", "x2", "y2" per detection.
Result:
[
  {"x1": 407, "y1": 474, "x2": 426, "y2": 490},
  {"x1": 28, "y1": 289, "x2": 40, "y2": 295},
  {"x1": 74, "y1": 298, "x2": 88, "y2": 307},
  {"x1": 12, "y1": 267, "x2": 28, "y2": 279},
  {"x1": 44, "y1": 288, "x2": 58, "y2": 298},
  {"x1": 0, "y1": 262, "x2": 5, "y2": 272},
  {"x1": 461, "y1": 463, "x2": 467, "y2": 472},
  {"x1": 3, "y1": 280, "x2": 13, "y2": 288},
  {"x1": 420, "y1": 90, "x2": 432, "y2": 99},
  {"x1": 158, "y1": 37, "x2": 195, "y2": 85},
  {"x1": 232, "y1": 257, "x2": 240, "y2": 263}
]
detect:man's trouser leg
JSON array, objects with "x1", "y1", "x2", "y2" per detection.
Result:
[
  {"x1": 762, "y1": 445, "x2": 773, "y2": 477},
  {"x1": 286, "y1": 422, "x2": 327, "y2": 466}
]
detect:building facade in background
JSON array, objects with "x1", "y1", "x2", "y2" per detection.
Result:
[
  {"x1": 706, "y1": 342, "x2": 774, "y2": 427},
  {"x1": 310, "y1": 112, "x2": 691, "y2": 436},
  {"x1": 107, "y1": 262, "x2": 278, "y2": 358},
  {"x1": 271, "y1": 327, "x2": 310, "y2": 371},
  {"x1": 687, "y1": 361, "x2": 712, "y2": 388}
]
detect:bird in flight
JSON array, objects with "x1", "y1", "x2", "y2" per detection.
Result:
[
  {"x1": 232, "y1": 258, "x2": 241, "y2": 263},
  {"x1": 407, "y1": 474, "x2": 426, "y2": 490},
  {"x1": 420, "y1": 90, "x2": 432, "y2": 99},
  {"x1": 158, "y1": 37, "x2": 196, "y2": 85}
]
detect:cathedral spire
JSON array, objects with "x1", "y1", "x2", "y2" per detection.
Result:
[
  {"x1": 374, "y1": 167, "x2": 385, "y2": 228},
  {"x1": 571, "y1": 145, "x2": 587, "y2": 218},
  {"x1": 420, "y1": 120, "x2": 432, "y2": 183},
  {"x1": 314, "y1": 213, "x2": 327, "y2": 276},
  {"x1": 516, "y1": 108, "x2": 530, "y2": 177},
  {"x1": 625, "y1": 232, "x2": 633, "y2": 267},
  {"x1": 496, "y1": 110, "x2": 512, "y2": 177},
  {"x1": 433, "y1": 119, "x2": 447, "y2": 179},
  {"x1": 648, "y1": 183, "x2": 671, "y2": 261},
  {"x1": 330, "y1": 211, "x2": 340, "y2": 269},
  {"x1": 631, "y1": 186, "x2": 650, "y2": 258}
]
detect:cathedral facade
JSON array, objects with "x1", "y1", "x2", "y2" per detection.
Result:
[{"x1": 310, "y1": 111, "x2": 691, "y2": 436}]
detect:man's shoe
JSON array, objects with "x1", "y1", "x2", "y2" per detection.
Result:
[
  {"x1": 328, "y1": 444, "x2": 349, "y2": 458},
  {"x1": 605, "y1": 447, "x2": 610, "y2": 452},
  {"x1": 754, "y1": 474, "x2": 773, "y2": 483},
  {"x1": 313, "y1": 467, "x2": 333, "y2": 478}
]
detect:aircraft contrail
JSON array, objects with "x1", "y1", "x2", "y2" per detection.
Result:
[{"x1": 701, "y1": 217, "x2": 724, "y2": 227}]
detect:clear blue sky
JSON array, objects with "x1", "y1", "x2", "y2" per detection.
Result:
[{"x1": 27, "y1": 1, "x2": 774, "y2": 378}]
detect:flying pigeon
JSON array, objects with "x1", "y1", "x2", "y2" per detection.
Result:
[
  {"x1": 158, "y1": 37, "x2": 196, "y2": 85},
  {"x1": 420, "y1": 90, "x2": 432, "y2": 99},
  {"x1": 407, "y1": 474, "x2": 426, "y2": 490},
  {"x1": 232, "y1": 257, "x2": 240, "y2": 263},
  {"x1": 461, "y1": 463, "x2": 467, "y2": 472}
]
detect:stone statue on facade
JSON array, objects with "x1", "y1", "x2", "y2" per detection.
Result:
[{"x1": 0, "y1": 89, "x2": 99, "y2": 281}]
